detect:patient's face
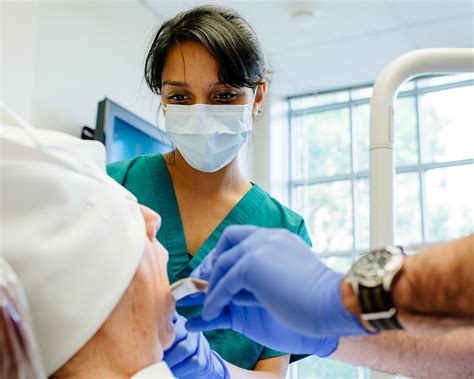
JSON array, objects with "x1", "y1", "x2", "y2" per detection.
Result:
[
  {"x1": 53, "y1": 206, "x2": 175, "y2": 378},
  {"x1": 138, "y1": 205, "x2": 176, "y2": 350},
  {"x1": 109, "y1": 205, "x2": 175, "y2": 367}
]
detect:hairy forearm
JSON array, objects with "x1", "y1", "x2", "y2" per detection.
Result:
[
  {"x1": 394, "y1": 234, "x2": 474, "y2": 320},
  {"x1": 331, "y1": 328, "x2": 474, "y2": 378},
  {"x1": 333, "y1": 235, "x2": 474, "y2": 378}
]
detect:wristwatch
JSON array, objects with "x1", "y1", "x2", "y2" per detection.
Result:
[{"x1": 346, "y1": 246, "x2": 405, "y2": 331}]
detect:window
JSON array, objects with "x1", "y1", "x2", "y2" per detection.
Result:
[{"x1": 287, "y1": 74, "x2": 474, "y2": 377}]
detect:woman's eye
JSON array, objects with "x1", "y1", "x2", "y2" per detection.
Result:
[
  {"x1": 168, "y1": 94, "x2": 187, "y2": 102},
  {"x1": 215, "y1": 93, "x2": 237, "y2": 102}
]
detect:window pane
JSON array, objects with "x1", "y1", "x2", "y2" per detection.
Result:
[
  {"x1": 395, "y1": 172, "x2": 422, "y2": 246},
  {"x1": 417, "y1": 73, "x2": 474, "y2": 88},
  {"x1": 394, "y1": 97, "x2": 418, "y2": 167},
  {"x1": 297, "y1": 356, "x2": 359, "y2": 379},
  {"x1": 292, "y1": 109, "x2": 351, "y2": 179},
  {"x1": 355, "y1": 178, "x2": 370, "y2": 250},
  {"x1": 399, "y1": 80, "x2": 416, "y2": 92},
  {"x1": 290, "y1": 91, "x2": 350, "y2": 111},
  {"x1": 321, "y1": 255, "x2": 354, "y2": 274},
  {"x1": 293, "y1": 181, "x2": 353, "y2": 252},
  {"x1": 425, "y1": 165, "x2": 474, "y2": 243},
  {"x1": 351, "y1": 80, "x2": 415, "y2": 100},
  {"x1": 351, "y1": 86, "x2": 373, "y2": 100},
  {"x1": 351, "y1": 81, "x2": 415, "y2": 101},
  {"x1": 353, "y1": 103, "x2": 370, "y2": 172},
  {"x1": 356, "y1": 174, "x2": 422, "y2": 249},
  {"x1": 420, "y1": 85, "x2": 474, "y2": 163},
  {"x1": 353, "y1": 98, "x2": 418, "y2": 172}
]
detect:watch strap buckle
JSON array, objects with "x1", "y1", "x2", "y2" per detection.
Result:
[{"x1": 361, "y1": 307, "x2": 397, "y2": 321}]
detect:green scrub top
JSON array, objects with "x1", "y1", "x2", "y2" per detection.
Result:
[{"x1": 107, "y1": 153, "x2": 312, "y2": 370}]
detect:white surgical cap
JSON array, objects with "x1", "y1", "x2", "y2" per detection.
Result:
[{"x1": 0, "y1": 104, "x2": 147, "y2": 376}]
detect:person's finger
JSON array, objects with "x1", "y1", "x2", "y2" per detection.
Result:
[
  {"x1": 189, "y1": 250, "x2": 215, "y2": 281},
  {"x1": 205, "y1": 231, "x2": 256, "y2": 294},
  {"x1": 165, "y1": 332, "x2": 199, "y2": 368},
  {"x1": 202, "y1": 258, "x2": 248, "y2": 320},
  {"x1": 169, "y1": 333, "x2": 207, "y2": 377},
  {"x1": 213, "y1": 225, "x2": 259, "y2": 257},
  {"x1": 169, "y1": 354, "x2": 197, "y2": 377},
  {"x1": 230, "y1": 290, "x2": 260, "y2": 307},
  {"x1": 190, "y1": 226, "x2": 259, "y2": 285},
  {"x1": 199, "y1": 226, "x2": 259, "y2": 294},
  {"x1": 185, "y1": 311, "x2": 232, "y2": 332}
]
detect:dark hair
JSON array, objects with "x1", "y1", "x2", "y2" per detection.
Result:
[{"x1": 144, "y1": 4, "x2": 270, "y2": 94}]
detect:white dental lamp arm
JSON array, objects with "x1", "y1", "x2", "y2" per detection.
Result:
[{"x1": 370, "y1": 48, "x2": 474, "y2": 248}]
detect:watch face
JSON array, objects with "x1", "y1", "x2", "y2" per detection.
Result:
[{"x1": 351, "y1": 249, "x2": 397, "y2": 283}]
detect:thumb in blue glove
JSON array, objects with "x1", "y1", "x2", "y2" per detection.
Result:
[
  {"x1": 164, "y1": 312, "x2": 229, "y2": 378},
  {"x1": 176, "y1": 226, "x2": 260, "y2": 308},
  {"x1": 190, "y1": 226, "x2": 260, "y2": 282}
]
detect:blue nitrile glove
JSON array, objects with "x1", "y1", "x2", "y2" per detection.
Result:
[
  {"x1": 178, "y1": 240, "x2": 338, "y2": 356},
  {"x1": 164, "y1": 312, "x2": 229, "y2": 379},
  {"x1": 184, "y1": 226, "x2": 367, "y2": 348},
  {"x1": 186, "y1": 302, "x2": 339, "y2": 356}
]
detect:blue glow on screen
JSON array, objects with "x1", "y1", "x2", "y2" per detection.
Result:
[{"x1": 108, "y1": 117, "x2": 170, "y2": 163}]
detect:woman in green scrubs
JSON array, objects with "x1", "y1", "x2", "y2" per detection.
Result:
[{"x1": 108, "y1": 5, "x2": 311, "y2": 378}]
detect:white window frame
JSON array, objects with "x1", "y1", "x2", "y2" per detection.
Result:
[{"x1": 287, "y1": 77, "x2": 474, "y2": 259}]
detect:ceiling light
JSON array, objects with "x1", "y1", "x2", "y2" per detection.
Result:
[{"x1": 287, "y1": 0, "x2": 320, "y2": 26}]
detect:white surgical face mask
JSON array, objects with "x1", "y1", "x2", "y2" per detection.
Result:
[{"x1": 163, "y1": 90, "x2": 257, "y2": 173}]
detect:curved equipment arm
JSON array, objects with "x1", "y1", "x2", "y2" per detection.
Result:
[{"x1": 370, "y1": 48, "x2": 474, "y2": 248}]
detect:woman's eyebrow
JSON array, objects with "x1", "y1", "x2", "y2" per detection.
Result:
[
  {"x1": 210, "y1": 82, "x2": 237, "y2": 90},
  {"x1": 162, "y1": 80, "x2": 187, "y2": 88},
  {"x1": 162, "y1": 80, "x2": 237, "y2": 90}
]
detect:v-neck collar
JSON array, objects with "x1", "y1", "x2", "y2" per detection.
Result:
[{"x1": 147, "y1": 154, "x2": 268, "y2": 282}]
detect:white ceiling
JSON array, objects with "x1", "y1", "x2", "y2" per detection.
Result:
[{"x1": 140, "y1": 0, "x2": 474, "y2": 98}]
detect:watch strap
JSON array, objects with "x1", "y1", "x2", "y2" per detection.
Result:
[{"x1": 359, "y1": 285, "x2": 402, "y2": 330}]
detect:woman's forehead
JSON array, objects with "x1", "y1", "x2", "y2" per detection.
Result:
[{"x1": 162, "y1": 42, "x2": 219, "y2": 86}]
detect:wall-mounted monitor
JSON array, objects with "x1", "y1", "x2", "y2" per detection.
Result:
[{"x1": 94, "y1": 98, "x2": 172, "y2": 163}]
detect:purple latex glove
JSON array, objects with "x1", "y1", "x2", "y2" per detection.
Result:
[
  {"x1": 183, "y1": 226, "x2": 367, "y2": 355},
  {"x1": 164, "y1": 312, "x2": 229, "y2": 378}
]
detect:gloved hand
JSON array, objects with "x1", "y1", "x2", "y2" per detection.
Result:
[
  {"x1": 186, "y1": 301, "x2": 339, "y2": 356},
  {"x1": 184, "y1": 226, "x2": 367, "y2": 351},
  {"x1": 164, "y1": 312, "x2": 229, "y2": 379}
]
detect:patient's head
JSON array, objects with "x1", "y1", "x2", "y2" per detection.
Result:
[
  {"x1": 51, "y1": 206, "x2": 175, "y2": 379},
  {"x1": 0, "y1": 119, "x2": 175, "y2": 378}
]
